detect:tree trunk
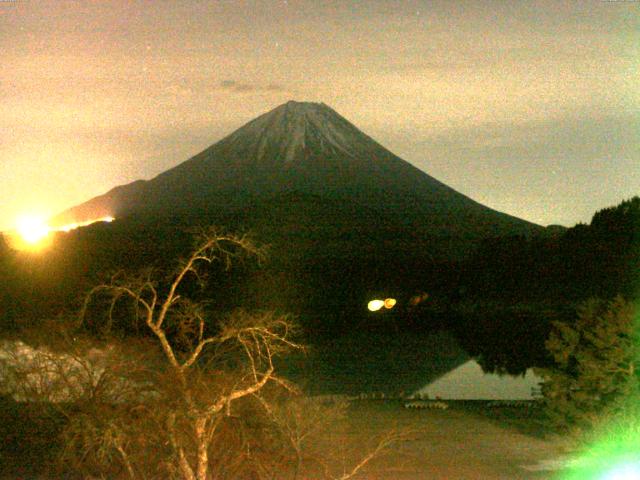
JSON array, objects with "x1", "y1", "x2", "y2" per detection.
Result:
[
  {"x1": 195, "y1": 416, "x2": 209, "y2": 480},
  {"x1": 178, "y1": 447, "x2": 196, "y2": 480},
  {"x1": 168, "y1": 413, "x2": 197, "y2": 480}
]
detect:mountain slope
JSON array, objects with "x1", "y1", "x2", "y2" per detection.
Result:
[{"x1": 53, "y1": 101, "x2": 539, "y2": 238}]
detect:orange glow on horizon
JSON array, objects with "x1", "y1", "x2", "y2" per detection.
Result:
[
  {"x1": 15, "y1": 215, "x2": 50, "y2": 246},
  {"x1": 57, "y1": 216, "x2": 115, "y2": 232},
  {"x1": 7, "y1": 215, "x2": 115, "y2": 251}
]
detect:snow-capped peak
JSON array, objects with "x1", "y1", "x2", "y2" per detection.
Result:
[{"x1": 222, "y1": 101, "x2": 359, "y2": 164}]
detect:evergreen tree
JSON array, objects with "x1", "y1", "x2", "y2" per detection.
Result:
[{"x1": 536, "y1": 296, "x2": 639, "y2": 433}]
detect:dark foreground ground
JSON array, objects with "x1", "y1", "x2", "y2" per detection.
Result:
[
  {"x1": 1, "y1": 397, "x2": 574, "y2": 479},
  {"x1": 309, "y1": 400, "x2": 571, "y2": 480}
]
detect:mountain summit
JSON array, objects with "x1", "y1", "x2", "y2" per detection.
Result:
[
  {"x1": 220, "y1": 101, "x2": 362, "y2": 164},
  {"x1": 54, "y1": 101, "x2": 538, "y2": 237}
]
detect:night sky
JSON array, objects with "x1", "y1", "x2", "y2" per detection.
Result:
[{"x1": 1, "y1": 0, "x2": 638, "y2": 230}]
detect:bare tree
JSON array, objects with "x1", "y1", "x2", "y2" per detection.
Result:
[
  {"x1": 1, "y1": 229, "x2": 410, "y2": 479},
  {"x1": 78, "y1": 229, "x2": 302, "y2": 480},
  {"x1": 260, "y1": 395, "x2": 414, "y2": 480}
]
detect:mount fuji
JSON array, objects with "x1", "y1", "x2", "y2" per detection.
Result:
[{"x1": 54, "y1": 101, "x2": 539, "y2": 241}]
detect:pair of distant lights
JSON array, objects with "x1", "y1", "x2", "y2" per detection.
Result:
[{"x1": 367, "y1": 298, "x2": 397, "y2": 312}]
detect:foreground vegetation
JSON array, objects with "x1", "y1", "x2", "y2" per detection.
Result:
[
  {"x1": 1, "y1": 230, "x2": 408, "y2": 479},
  {"x1": 0, "y1": 196, "x2": 638, "y2": 477},
  {"x1": 0, "y1": 397, "x2": 567, "y2": 479}
]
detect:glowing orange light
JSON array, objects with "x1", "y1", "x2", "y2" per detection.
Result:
[
  {"x1": 57, "y1": 216, "x2": 115, "y2": 232},
  {"x1": 16, "y1": 215, "x2": 50, "y2": 245},
  {"x1": 384, "y1": 298, "x2": 397, "y2": 309},
  {"x1": 9, "y1": 214, "x2": 115, "y2": 251}
]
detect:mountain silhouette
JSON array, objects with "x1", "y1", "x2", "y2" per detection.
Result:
[{"x1": 54, "y1": 101, "x2": 539, "y2": 240}]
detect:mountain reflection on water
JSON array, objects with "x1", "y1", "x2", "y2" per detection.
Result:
[
  {"x1": 283, "y1": 330, "x2": 468, "y2": 396},
  {"x1": 416, "y1": 360, "x2": 543, "y2": 400}
]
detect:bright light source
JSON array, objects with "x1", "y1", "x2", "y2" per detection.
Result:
[
  {"x1": 368, "y1": 299, "x2": 385, "y2": 312},
  {"x1": 54, "y1": 216, "x2": 115, "y2": 232},
  {"x1": 57, "y1": 216, "x2": 115, "y2": 232},
  {"x1": 8, "y1": 213, "x2": 116, "y2": 251},
  {"x1": 600, "y1": 461, "x2": 640, "y2": 480},
  {"x1": 560, "y1": 428, "x2": 640, "y2": 480},
  {"x1": 59, "y1": 222, "x2": 79, "y2": 232},
  {"x1": 384, "y1": 298, "x2": 397, "y2": 309},
  {"x1": 16, "y1": 215, "x2": 50, "y2": 245}
]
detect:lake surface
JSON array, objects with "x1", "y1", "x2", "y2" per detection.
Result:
[
  {"x1": 286, "y1": 330, "x2": 469, "y2": 395},
  {"x1": 285, "y1": 330, "x2": 544, "y2": 400}
]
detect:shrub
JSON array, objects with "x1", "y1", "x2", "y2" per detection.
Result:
[
  {"x1": 1, "y1": 230, "x2": 405, "y2": 479},
  {"x1": 536, "y1": 295, "x2": 639, "y2": 434}
]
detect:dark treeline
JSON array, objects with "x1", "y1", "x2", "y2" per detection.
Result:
[
  {"x1": 463, "y1": 196, "x2": 640, "y2": 302},
  {"x1": 449, "y1": 196, "x2": 640, "y2": 373},
  {"x1": 0, "y1": 197, "x2": 638, "y2": 375}
]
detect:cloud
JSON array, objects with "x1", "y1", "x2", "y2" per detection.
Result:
[{"x1": 218, "y1": 80, "x2": 285, "y2": 93}]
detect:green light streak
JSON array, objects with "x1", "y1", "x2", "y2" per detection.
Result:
[
  {"x1": 556, "y1": 303, "x2": 640, "y2": 480},
  {"x1": 556, "y1": 402, "x2": 640, "y2": 480}
]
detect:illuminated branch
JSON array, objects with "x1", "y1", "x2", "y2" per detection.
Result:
[{"x1": 77, "y1": 230, "x2": 304, "y2": 480}]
